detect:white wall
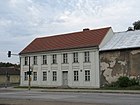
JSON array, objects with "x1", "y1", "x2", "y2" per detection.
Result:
[{"x1": 20, "y1": 47, "x2": 100, "y2": 88}]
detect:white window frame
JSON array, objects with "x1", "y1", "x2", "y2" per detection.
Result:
[
  {"x1": 33, "y1": 56, "x2": 37, "y2": 65},
  {"x1": 52, "y1": 71, "x2": 57, "y2": 81},
  {"x1": 43, "y1": 71, "x2": 47, "y2": 81},
  {"x1": 42, "y1": 55, "x2": 47, "y2": 64},
  {"x1": 84, "y1": 51, "x2": 90, "y2": 62},
  {"x1": 74, "y1": 71, "x2": 79, "y2": 81},
  {"x1": 33, "y1": 72, "x2": 37, "y2": 81},
  {"x1": 73, "y1": 52, "x2": 78, "y2": 63},
  {"x1": 85, "y1": 70, "x2": 90, "y2": 81},
  {"x1": 52, "y1": 54, "x2": 57, "y2": 64},
  {"x1": 63, "y1": 53, "x2": 68, "y2": 63}
]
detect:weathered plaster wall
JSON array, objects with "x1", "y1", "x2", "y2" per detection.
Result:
[{"x1": 100, "y1": 49, "x2": 140, "y2": 86}]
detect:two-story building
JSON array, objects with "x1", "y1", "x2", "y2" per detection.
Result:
[{"x1": 19, "y1": 27, "x2": 113, "y2": 88}]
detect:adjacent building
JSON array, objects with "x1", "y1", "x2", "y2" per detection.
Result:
[
  {"x1": 0, "y1": 67, "x2": 20, "y2": 87},
  {"x1": 19, "y1": 27, "x2": 113, "y2": 88},
  {"x1": 100, "y1": 30, "x2": 140, "y2": 86}
]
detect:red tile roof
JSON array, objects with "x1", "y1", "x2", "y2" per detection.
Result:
[{"x1": 20, "y1": 27, "x2": 111, "y2": 54}]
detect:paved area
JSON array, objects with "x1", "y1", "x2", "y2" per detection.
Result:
[{"x1": 0, "y1": 87, "x2": 140, "y2": 105}]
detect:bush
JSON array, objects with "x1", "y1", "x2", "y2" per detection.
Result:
[
  {"x1": 129, "y1": 78, "x2": 139, "y2": 86},
  {"x1": 117, "y1": 76, "x2": 131, "y2": 87}
]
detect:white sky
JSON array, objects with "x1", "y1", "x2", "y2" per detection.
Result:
[{"x1": 0, "y1": 0, "x2": 140, "y2": 64}]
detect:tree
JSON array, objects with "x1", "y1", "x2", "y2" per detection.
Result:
[
  {"x1": 133, "y1": 20, "x2": 140, "y2": 30},
  {"x1": 0, "y1": 62, "x2": 19, "y2": 67}
]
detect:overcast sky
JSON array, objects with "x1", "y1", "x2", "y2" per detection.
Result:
[{"x1": 0, "y1": 0, "x2": 140, "y2": 64}]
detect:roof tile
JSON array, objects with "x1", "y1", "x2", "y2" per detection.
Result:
[{"x1": 20, "y1": 27, "x2": 111, "y2": 54}]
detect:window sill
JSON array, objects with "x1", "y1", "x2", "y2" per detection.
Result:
[
  {"x1": 51, "y1": 63, "x2": 58, "y2": 65},
  {"x1": 83, "y1": 61, "x2": 91, "y2": 63},
  {"x1": 62, "y1": 63, "x2": 69, "y2": 64},
  {"x1": 72, "y1": 62, "x2": 79, "y2": 64},
  {"x1": 41, "y1": 64, "x2": 48, "y2": 65}
]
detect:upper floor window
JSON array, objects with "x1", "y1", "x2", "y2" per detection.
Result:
[
  {"x1": 52, "y1": 54, "x2": 57, "y2": 64},
  {"x1": 33, "y1": 56, "x2": 37, "y2": 65},
  {"x1": 25, "y1": 57, "x2": 28, "y2": 65},
  {"x1": 42, "y1": 55, "x2": 47, "y2": 64},
  {"x1": 84, "y1": 51, "x2": 90, "y2": 62},
  {"x1": 63, "y1": 53, "x2": 68, "y2": 63},
  {"x1": 74, "y1": 71, "x2": 79, "y2": 81},
  {"x1": 73, "y1": 52, "x2": 78, "y2": 63}
]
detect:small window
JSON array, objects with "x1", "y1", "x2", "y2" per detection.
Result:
[
  {"x1": 84, "y1": 51, "x2": 90, "y2": 62},
  {"x1": 25, "y1": 57, "x2": 28, "y2": 65},
  {"x1": 24, "y1": 72, "x2": 28, "y2": 81},
  {"x1": 33, "y1": 72, "x2": 37, "y2": 81},
  {"x1": 33, "y1": 56, "x2": 37, "y2": 65},
  {"x1": 74, "y1": 71, "x2": 79, "y2": 81},
  {"x1": 52, "y1": 71, "x2": 57, "y2": 81},
  {"x1": 73, "y1": 52, "x2": 78, "y2": 63},
  {"x1": 42, "y1": 55, "x2": 47, "y2": 64},
  {"x1": 52, "y1": 54, "x2": 57, "y2": 64},
  {"x1": 63, "y1": 53, "x2": 68, "y2": 63},
  {"x1": 85, "y1": 70, "x2": 90, "y2": 81},
  {"x1": 43, "y1": 71, "x2": 47, "y2": 81}
]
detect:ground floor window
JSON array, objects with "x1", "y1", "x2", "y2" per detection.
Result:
[
  {"x1": 52, "y1": 71, "x2": 57, "y2": 81},
  {"x1": 85, "y1": 70, "x2": 90, "y2": 81},
  {"x1": 24, "y1": 72, "x2": 28, "y2": 81},
  {"x1": 43, "y1": 71, "x2": 47, "y2": 81},
  {"x1": 33, "y1": 72, "x2": 37, "y2": 81},
  {"x1": 74, "y1": 71, "x2": 79, "y2": 81}
]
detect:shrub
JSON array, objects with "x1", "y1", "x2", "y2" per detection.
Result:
[
  {"x1": 129, "y1": 78, "x2": 139, "y2": 86},
  {"x1": 117, "y1": 76, "x2": 131, "y2": 87}
]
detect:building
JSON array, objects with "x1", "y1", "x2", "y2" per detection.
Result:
[
  {"x1": 19, "y1": 27, "x2": 113, "y2": 88},
  {"x1": 0, "y1": 67, "x2": 20, "y2": 87},
  {"x1": 100, "y1": 30, "x2": 140, "y2": 86}
]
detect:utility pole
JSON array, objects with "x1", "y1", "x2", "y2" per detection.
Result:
[{"x1": 28, "y1": 56, "x2": 31, "y2": 90}]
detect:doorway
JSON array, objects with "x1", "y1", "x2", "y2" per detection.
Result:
[{"x1": 62, "y1": 71, "x2": 68, "y2": 87}]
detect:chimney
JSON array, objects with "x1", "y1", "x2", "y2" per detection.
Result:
[{"x1": 83, "y1": 28, "x2": 90, "y2": 31}]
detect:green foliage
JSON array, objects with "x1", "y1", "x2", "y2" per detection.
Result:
[
  {"x1": 133, "y1": 20, "x2": 140, "y2": 30},
  {"x1": 129, "y1": 78, "x2": 139, "y2": 86},
  {"x1": 117, "y1": 76, "x2": 131, "y2": 87},
  {"x1": 0, "y1": 62, "x2": 20, "y2": 67},
  {"x1": 108, "y1": 76, "x2": 139, "y2": 88}
]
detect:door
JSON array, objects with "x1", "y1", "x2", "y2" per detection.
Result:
[{"x1": 62, "y1": 71, "x2": 68, "y2": 86}]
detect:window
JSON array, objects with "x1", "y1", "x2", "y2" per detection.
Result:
[
  {"x1": 24, "y1": 72, "x2": 28, "y2": 81},
  {"x1": 52, "y1": 54, "x2": 57, "y2": 64},
  {"x1": 42, "y1": 55, "x2": 47, "y2": 64},
  {"x1": 43, "y1": 71, "x2": 47, "y2": 81},
  {"x1": 33, "y1": 56, "x2": 37, "y2": 65},
  {"x1": 84, "y1": 51, "x2": 90, "y2": 62},
  {"x1": 85, "y1": 70, "x2": 90, "y2": 81},
  {"x1": 33, "y1": 72, "x2": 37, "y2": 81},
  {"x1": 52, "y1": 71, "x2": 57, "y2": 81},
  {"x1": 74, "y1": 71, "x2": 79, "y2": 81},
  {"x1": 25, "y1": 57, "x2": 28, "y2": 65},
  {"x1": 63, "y1": 53, "x2": 68, "y2": 63},
  {"x1": 73, "y1": 52, "x2": 78, "y2": 63}
]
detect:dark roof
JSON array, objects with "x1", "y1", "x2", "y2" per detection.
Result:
[
  {"x1": 0, "y1": 67, "x2": 20, "y2": 75},
  {"x1": 20, "y1": 27, "x2": 111, "y2": 54}
]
